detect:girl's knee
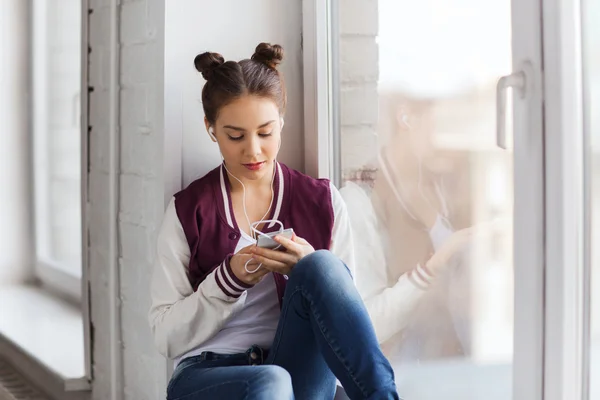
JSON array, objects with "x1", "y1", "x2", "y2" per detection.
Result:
[
  {"x1": 293, "y1": 250, "x2": 351, "y2": 281},
  {"x1": 253, "y1": 366, "x2": 293, "y2": 399}
]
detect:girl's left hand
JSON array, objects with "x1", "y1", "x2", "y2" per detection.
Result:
[{"x1": 250, "y1": 233, "x2": 315, "y2": 275}]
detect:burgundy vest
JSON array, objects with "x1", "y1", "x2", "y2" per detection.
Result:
[{"x1": 174, "y1": 162, "x2": 334, "y2": 303}]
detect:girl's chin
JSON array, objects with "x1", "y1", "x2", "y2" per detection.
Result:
[{"x1": 229, "y1": 161, "x2": 274, "y2": 180}]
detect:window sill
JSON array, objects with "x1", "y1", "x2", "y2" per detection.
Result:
[{"x1": 0, "y1": 284, "x2": 90, "y2": 400}]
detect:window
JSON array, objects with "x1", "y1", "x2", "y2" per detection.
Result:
[
  {"x1": 32, "y1": 0, "x2": 83, "y2": 299},
  {"x1": 585, "y1": 0, "x2": 600, "y2": 395},
  {"x1": 329, "y1": 0, "x2": 515, "y2": 397}
]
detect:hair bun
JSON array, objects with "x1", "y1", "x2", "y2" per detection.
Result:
[
  {"x1": 251, "y1": 43, "x2": 284, "y2": 69},
  {"x1": 194, "y1": 52, "x2": 225, "y2": 80}
]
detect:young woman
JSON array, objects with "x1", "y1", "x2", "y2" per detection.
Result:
[
  {"x1": 342, "y1": 92, "x2": 478, "y2": 368},
  {"x1": 149, "y1": 43, "x2": 400, "y2": 400}
]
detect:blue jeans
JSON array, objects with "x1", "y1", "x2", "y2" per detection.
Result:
[{"x1": 167, "y1": 250, "x2": 400, "y2": 400}]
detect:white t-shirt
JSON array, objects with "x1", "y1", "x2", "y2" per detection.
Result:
[{"x1": 175, "y1": 231, "x2": 280, "y2": 363}]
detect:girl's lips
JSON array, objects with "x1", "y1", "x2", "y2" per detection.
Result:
[{"x1": 243, "y1": 161, "x2": 266, "y2": 171}]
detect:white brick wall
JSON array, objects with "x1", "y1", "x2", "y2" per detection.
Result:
[
  {"x1": 339, "y1": 0, "x2": 379, "y2": 184},
  {"x1": 85, "y1": 1, "x2": 377, "y2": 398},
  {"x1": 88, "y1": 0, "x2": 167, "y2": 399},
  {"x1": 340, "y1": 0, "x2": 378, "y2": 36},
  {"x1": 340, "y1": 36, "x2": 379, "y2": 83}
]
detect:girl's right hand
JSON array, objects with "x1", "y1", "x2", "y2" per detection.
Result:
[
  {"x1": 426, "y1": 217, "x2": 508, "y2": 274},
  {"x1": 425, "y1": 227, "x2": 474, "y2": 274},
  {"x1": 230, "y1": 245, "x2": 270, "y2": 285}
]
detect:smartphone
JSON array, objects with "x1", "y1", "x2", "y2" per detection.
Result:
[{"x1": 256, "y1": 228, "x2": 294, "y2": 250}]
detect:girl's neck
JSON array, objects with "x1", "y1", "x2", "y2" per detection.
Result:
[
  {"x1": 226, "y1": 161, "x2": 276, "y2": 193},
  {"x1": 383, "y1": 145, "x2": 420, "y2": 184}
]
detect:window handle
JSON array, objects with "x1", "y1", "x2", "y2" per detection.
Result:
[{"x1": 496, "y1": 70, "x2": 526, "y2": 149}]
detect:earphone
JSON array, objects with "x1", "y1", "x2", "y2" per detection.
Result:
[
  {"x1": 278, "y1": 118, "x2": 284, "y2": 150},
  {"x1": 210, "y1": 117, "x2": 286, "y2": 273},
  {"x1": 208, "y1": 127, "x2": 217, "y2": 142},
  {"x1": 402, "y1": 115, "x2": 448, "y2": 221},
  {"x1": 221, "y1": 162, "x2": 284, "y2": 274}
]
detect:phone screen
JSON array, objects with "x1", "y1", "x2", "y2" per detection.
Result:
[{"x1": 257, "y1": 228, "x2": 294, "y2": 249}]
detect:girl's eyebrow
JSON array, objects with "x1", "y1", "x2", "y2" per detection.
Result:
[{"x1": 222, "y1": 120, "x2": 275, "y2": 132}]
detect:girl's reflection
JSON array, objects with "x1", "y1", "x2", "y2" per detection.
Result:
[{"x1": 342, "y1": 92, "x2": 475, "y2": 366}]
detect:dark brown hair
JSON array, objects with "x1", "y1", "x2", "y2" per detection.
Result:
[{"x1": 193, "y1": 43, "x2": 286, "y2": 125}]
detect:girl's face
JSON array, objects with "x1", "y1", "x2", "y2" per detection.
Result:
[
  {"x1": 391, "y1": 101, "x2": 449, "y2": 174},
  {"x1": 205, "y1": 95, "x2": 283, "y2": 182}
]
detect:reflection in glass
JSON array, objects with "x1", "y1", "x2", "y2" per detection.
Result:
[{"x1": 337, "y1": 0, "x2": 513, "y2": 397}]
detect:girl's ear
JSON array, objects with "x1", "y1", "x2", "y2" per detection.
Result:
[{"x1": 205, "y1": 117, "x2": 217, "y2": 142}]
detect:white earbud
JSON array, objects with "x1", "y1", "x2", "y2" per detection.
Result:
[
  {"x1": 208, "y1": 127, "x2": 217, "y2": 142},
  {"x1": 274, "y1": 118, "x2": 284, "y2": 154}
]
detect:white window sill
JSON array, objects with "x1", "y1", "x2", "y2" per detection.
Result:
[{"x1": 0, "y1": 284, "x2": 90, "y2": 400}]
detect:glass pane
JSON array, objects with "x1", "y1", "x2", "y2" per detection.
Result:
[
  {"x1": 335, "y1": 0, "x2": 513, "y2": 398},
  {"x1": 32, "y1": 1, "x2": 82, "y2": 277},
  {"x1": 584, "y1": 0, "x2": 600, "y2": 396}
]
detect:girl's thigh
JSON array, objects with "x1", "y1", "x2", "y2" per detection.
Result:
[{"x1": 167, "y1": 363, "x2": 293, "y2": 400}]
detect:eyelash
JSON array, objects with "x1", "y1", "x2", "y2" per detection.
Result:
[{"x1": 228, "y1": 132, "x2": 273, "y2": 141}]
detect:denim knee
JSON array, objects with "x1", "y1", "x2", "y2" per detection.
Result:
[
  {"x1": 291, "y1": 250, "x2": 352, "y2": 285},
  {"x1": 252, "y1": 365, "x2": 293, "y2": 399}
]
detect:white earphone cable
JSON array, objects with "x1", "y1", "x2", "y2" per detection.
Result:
[
  {"x1": 213, "y1": 122, "x2": 286, "y2": 274},
  {"x1": 222, "y1": 162, "x2": 282, "y2": 274}
]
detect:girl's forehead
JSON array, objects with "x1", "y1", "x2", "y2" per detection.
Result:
[{"x1": 218, "y1": 95, "x2": 280, "y2": 122}]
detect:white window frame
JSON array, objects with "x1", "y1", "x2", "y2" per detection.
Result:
[
  {"x1": 30, "y1": 0, "x2": 85, "y2": 303},
  {"x1": 541, "y1": 0, "x2": 588, "y2": 398},
  {"x1": 302, "y1": 0, "x2": 337, "y2": 182},
  {"x1": 32, "y1": 0, "x2": 92, "y2": 384},
  {"x1": 80, "y1": 0, "x2": 92, "y2": 386},
  {"x1": 580, "y1": 0, "x2": 595, "y2": 397},
  {"x1": 303, "y1": 0, "x2": 553, "y2": 399},
  {"x1": 510, "y1": 0, "x2": 546, "y2": 398}
]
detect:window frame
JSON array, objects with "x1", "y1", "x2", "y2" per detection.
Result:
[
  {"x1": 303, "y1": 0, "x2": 554, "y2": 399},
  {"x1": 30, "y1": 0, "x2": 86, "y2": 303},
  {"x1": 80, "y1": 0, "x2": 92, "y2": 385},
  {"x1": 541, "y1": 0, "x2": 588, "y2": 397},
  {"x1": 580, "y1": 1, "x2": 596, "y2": 399},
  {"x1": 302, "y1": 0, "x2": 339, "y2": 183}
]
